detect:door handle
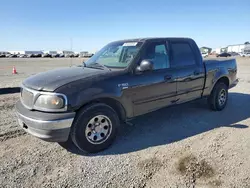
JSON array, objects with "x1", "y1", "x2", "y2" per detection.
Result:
[
  {"x1": 164, "y1": 75, "x2": 172, "y2": 81},
  {"x1": 194, "y1": 71, "x2": 200, "y2": 75}
]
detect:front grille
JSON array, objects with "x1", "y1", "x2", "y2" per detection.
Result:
[{"x1": 21, "y1": 87, "x2": 34, "y2": 109}]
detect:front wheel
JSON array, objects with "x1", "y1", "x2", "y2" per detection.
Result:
[
  {"x1": 208, "y1": 82, "x2": 228, "y2": 111},
  {"x1": 70, "y1": 103, "x2": 120, "y2": 153}
]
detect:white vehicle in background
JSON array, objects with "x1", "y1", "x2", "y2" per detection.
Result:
[
  {"x1": 242, "y1": 53, "x2": 250, "y2": 57},
  {"x1": 242, "y1": 49, "x2": 250, "y2": 57},
  {"x1": 79, "y1": 51, "x2": 93, "y2": 58},
  {"x1": 202, "y1": 52, "x2": 208, "y2": 58},
  {"x1": 83, "y1": 52, "x2": 94, "y2": 58},
  {"x1": 244, "y1": 53, "x2": 250, "y2": 57},
  {"x1": 241, "y1": 52, "x2": 250, "y2": 57}
]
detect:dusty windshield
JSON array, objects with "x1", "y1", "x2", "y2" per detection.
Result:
[{"x1": 85, "y1": 41, "x2": 143, "y2": 68}]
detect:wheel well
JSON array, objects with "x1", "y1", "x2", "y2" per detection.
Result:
[
  {"x1": 78, "y1": 98, "x2": 126, "y2": 122},
  {"x1": 216, "y1": 77, "x2": 229, "y2": 88}
]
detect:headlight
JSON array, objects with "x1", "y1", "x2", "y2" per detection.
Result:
[{"x1": 34, "y1": 95, "x2": 66, "y2": 110}]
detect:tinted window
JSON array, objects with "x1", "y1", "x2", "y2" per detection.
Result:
[
  {"x1": 144, "y1": 42, "x2": 170, "y2": 70},
  {"x1": 171, "y1": 42, "x2": 196, "y2": 67}
]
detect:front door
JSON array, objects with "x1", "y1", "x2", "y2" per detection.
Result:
[{"x1": 125, "y1": 40, "x2": 178, "y2": 116}]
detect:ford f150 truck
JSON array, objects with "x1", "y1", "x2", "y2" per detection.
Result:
[{"x1": 16, "y1": 38, "x2": 238, "y2": 153}]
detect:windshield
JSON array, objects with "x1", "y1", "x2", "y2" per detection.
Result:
[{"x1": 85, "y1": 41, "x2": 143, "y2": 68}]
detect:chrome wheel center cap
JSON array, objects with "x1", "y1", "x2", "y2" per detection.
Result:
[{"x1": 95, "y1": 126, "x2": 102, "y2": 132}]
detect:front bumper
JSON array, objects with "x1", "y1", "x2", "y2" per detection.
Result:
[{"x1": 15, "y1": 100, "x2": 75, "y2": 142}]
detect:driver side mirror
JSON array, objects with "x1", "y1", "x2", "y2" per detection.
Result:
[
  {"x1": 82, "y1": 60, "x2": 86, "y2": 67},
  {"x1": 136, "y1": 59, "x2": 153, "y2": 73}
]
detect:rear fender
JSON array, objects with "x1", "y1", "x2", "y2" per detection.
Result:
[{"x1": 203, "y1": 68, "x2": 229, "y2": 96}]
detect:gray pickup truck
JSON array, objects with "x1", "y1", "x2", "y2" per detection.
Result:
[{"x1": 16, "y1": 38, "x2": 238, "y2": 153}]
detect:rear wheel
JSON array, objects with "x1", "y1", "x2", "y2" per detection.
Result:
[
  {"x1": 70, "y1": 103, "x2": 120, "y2": 153},
  {"x1": 208, "y1": 82, "x2": 228, "y2": 111}
]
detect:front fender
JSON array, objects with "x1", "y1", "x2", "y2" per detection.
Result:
[
  {"x1": 70, "y1": 87, "x2": 130, "y2": 120},
  {"x1": 70, "y1": 87, "x2": 120, "y2": 108}
]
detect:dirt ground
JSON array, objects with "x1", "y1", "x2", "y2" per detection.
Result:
[{"x1": 1, "y1": 57, "x2": 250, "y2": 188}]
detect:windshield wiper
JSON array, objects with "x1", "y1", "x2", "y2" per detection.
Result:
[{"x1": 86, "y1": 63, "x2": 111, "y2": 71}]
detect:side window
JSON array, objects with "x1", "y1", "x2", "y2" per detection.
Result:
[
  {"x1": 155, "y1": 44, "x2": 167, "y2": 54},
  {"x1": 171, "y1": 42, "x2": 196, "y2": 67},
  {"x1": 144, "y1": 42, "x2": 170, "y2": 70}
]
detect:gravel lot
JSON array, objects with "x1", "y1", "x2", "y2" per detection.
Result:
[{"x1": 1, "y1": 57, "x2": 250, "y2": 188}]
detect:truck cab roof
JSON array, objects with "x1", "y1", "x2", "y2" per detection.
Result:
[{"x1": 113, "y1": 37, "x2": 194, "y2": 43}]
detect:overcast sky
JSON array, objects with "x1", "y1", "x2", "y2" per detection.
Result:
[{"x1": 1, "y1": 0, "x2": 250, "y2": 52}]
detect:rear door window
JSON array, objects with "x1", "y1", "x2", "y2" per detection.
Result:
[{"x1": 171, "y1": 42, "x2": 196, "y2": 67}]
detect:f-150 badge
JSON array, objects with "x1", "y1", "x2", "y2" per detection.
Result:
[{"x1": 118, "y1": 83, "x2": 129, "y2": 89}]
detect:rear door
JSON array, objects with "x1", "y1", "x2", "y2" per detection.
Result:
[{"x1": 170, "y1": 40, "x2": 205, "y2": 103}]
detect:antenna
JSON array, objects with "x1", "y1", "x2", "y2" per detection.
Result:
[{"x1": 70, "y1": 37, "x2": 73, "y2": 67}]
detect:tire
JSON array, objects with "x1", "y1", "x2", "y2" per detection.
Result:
[
  {"x1": 208, "y1": 82, "x2": 228, "y2": 111},
  {"x1": 70, "y1": 103, "x2": 120, "y2": 153}
]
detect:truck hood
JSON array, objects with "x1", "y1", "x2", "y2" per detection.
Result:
[{"x1": 23, "y1": 66, "x2": 108, "y2": 91}]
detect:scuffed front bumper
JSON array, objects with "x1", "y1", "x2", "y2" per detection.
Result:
[{"x1": 15, "y1": 100, "x2": 75, "y2": 142}]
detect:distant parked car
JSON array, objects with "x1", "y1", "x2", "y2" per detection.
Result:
[
  {"x1": 65, "y1": 54, "x2": 75, "y2": 58},
  {"x1": 5, "y1": 54, "x2": 11, "y2": 58},
  {"x1": 0, "y1": 54, "x2": 6, "y2": 58},
  {"x1": 216, "y1": 52, "x2": 231, "y2": 57},
  {"x1": 27, "y1": 54, "x2": 35, "y2": 58},
  {"x1": 242, "y1": 53, "x2": 250, "y2": 57},
  {"x1": 42, "y1": 53, "x2": 52, "y2": 58},
  {"x1": 59, "y1": 54, "x2": 65, "y2": 58},
  {"x1": 229, "y1": 52, "x2": 239, "y2": 56},
  {"x1": 28, "y1": 54, "x2": 42, "y2": 58},
  {"x1": 83, "y1": 53, "x2": 94, "y2": 58},
  {"x1": 18, "y1": 54, "x2": 28, "y2": 58},
  {"x1": 35, "y1": 54, "x2": 42, "y2": 58},
  {"x1": 79, "y1": 54, "x2": 86, "y2": 58},
  {"x1": 51, "y1": 54, "x2": 60, "y2": 58},
  {"x1": 202, "y1": 52, "x2": 208, "y2": 58},
  {"x1": 8, "y1": 54, "x2": 18, "y2": 58}
]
